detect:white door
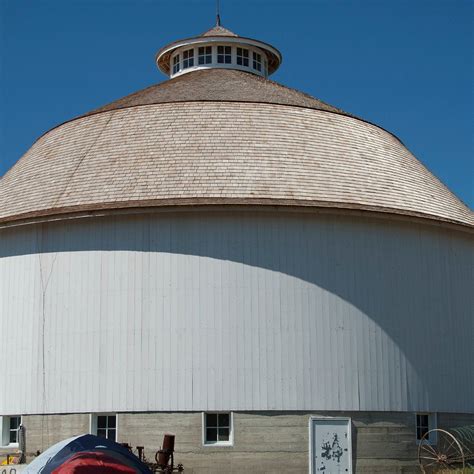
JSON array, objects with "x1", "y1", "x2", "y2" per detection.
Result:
[{"x1": 310, "y1": 417, "x2": 352, "y2": 473}]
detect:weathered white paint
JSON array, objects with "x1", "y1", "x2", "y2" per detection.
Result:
[
  {"x1": 0, "y1": 211, "x2": 473, "y2": 415},
  {"x1": 310, "y1": 417, "x2": 352, "y2": 473}
]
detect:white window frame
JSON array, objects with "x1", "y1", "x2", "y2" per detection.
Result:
[
  {"x1": 236, "y1": 47, "x2": 249, "y2": 67},
  {"x1": 172, "y1": 54, "x2": 180, "y2": 75},
  {"x1": 202, "y1": 412, "x2": 233, "y2": 447},
  {"x1": 182, "y1": 48, "x2": 194, "y2": 70},
  {"x1": 253, "y1": 51, "x2": 262, "y2": 72},
  {"x1": 0, "y1": 415, "x2": 22, "y2": 447},
  {"x1": 217, "y1": 45, "x2": 232, "y2": 64},
  {"x1": 415, "y1": 412, "x2": 437, "y2": 445},
  {"x1": 90, "y1": 413, "x2": 118, "y2": 442},
  {"x1": 198, "y1": 46, "x2": 212, "y2": 65}
]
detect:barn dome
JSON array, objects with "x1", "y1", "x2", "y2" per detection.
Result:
[{"x1": 0, "y1": 23, "x2": 472, "y2": 229}]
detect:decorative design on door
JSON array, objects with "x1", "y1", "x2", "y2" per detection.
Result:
[{"x1": 310, "y1": 417, "x2": 352, "y2": 473}]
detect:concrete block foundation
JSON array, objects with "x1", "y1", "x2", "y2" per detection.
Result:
[{"x1": 2, "y1": 411, "x2": 472, "y2": 473}]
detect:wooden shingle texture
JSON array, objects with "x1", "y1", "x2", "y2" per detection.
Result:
[
  {"x1": 0, "y1": 70, "x2": 472, "y2": 228},
  {"x1": 85, "y1": 69, "x2": 349, "y2": 117}
]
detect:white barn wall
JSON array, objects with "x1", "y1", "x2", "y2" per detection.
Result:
[{"x1": 0, "y1": 211, "x2": 473, "y2": 415}]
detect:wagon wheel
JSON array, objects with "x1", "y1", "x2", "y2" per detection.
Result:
[{"x1": 418, "y1": 428, "x2": 465, "y2": 472}]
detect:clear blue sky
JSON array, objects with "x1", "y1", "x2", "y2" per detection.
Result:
[{"x1": 0, "y1": 0, "x2": 472, "y2": 208}]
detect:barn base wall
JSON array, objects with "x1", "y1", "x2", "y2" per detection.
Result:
[{"x1": 2, "y1": 411, "x2": 473, "y2": 473}]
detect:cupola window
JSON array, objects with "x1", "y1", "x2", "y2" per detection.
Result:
[
  {"x1": 183, "y1": 49, "x2": 195, "y2": 69},
  {"x1": 198, "y1": 46, "x2": 212, "y2": 65},
  {"x1": 157, "y1": 23, "x2": 282, "y2": 79},
  {"x1": 236, "y1": 47, "x2": 249, "y2": 67},
  {"x1": 217, "y1": 46, "x2": 232, "y2": 64},
  {"x1": 173, "y1": 54, "x2": 180, "y2": 74},
  {"x1": 253, "y1": 52, "x2": 262, "y2": 72}
]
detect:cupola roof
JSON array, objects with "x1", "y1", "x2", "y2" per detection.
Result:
[{"x1": 201, "y1": 25, "x2": 238, "y2": 37}]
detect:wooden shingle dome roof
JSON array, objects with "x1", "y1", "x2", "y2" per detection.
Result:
[
  {"x1": 85, "y1": 69, "x2": 348, "y2": 117},
  {"x1": 1, "y1": 29, "x2": 473, "y2": 229}
]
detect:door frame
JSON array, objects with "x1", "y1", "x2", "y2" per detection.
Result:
[{"x1": 309, "y1": 416, "x2": 353, "y2": 474}]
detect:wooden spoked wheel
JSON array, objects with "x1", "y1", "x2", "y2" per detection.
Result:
[{"x1": 418, "y1": 429, "x2": 465, "y2": 472}]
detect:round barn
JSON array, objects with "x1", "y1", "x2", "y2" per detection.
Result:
[{"x1": 0, "y1": 20, "x2": 473, "y2": 474}]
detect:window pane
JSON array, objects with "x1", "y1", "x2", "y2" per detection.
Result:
[
  {"x1": 10, "y1": 417, "x2": 20, "y2": 430},
  {"x1": 218, "y1": 413, "x2": 229, "y2": 427},
  {"x1": 217, "y1": 55, "x2": 224, "y2": 63},
  {"x1": 98, "y1": 416, "x2": 107, "y2": 428},
  {"x1": 206, "y1": 413, "x2": 218, "y2": 427},
  {"x1": 9, "y1": 430, "x2": 18, "y2": 444},
  {"x1": 107, "y1": 429, "x2": 116, "y2": 441},
  {"x1": 97, "y1": 429, "x2": 107, "y2": 438},
  {"x1": 218, "y1": 428, "x2": 229, "y2": 441},
  {"x1": 198, "y1": 47, "x2": 207, "y2": 65},
  {"x1": 206, "y1": 428, "x2": 217, "y2": 442},
  {"x1": 417, "y1": 414, "x2": 429, "y2": 429},
  {"x1": 107, "y1": 416, "x2": 116, "y2": 428}
]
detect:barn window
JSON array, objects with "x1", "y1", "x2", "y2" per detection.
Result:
[
  {"x1": 0, "y1": 415, "x2": 21, "y2": 446},
  {"x1": 217, "y1": 46, "x2": 232, "y2": 64},
  {"x1": 182, "y1": 49, "x2": 194, "y2": 69},
  {"x1": 203, "y1": 412, "x2": 233, "y2": 446},
  {"x1": 91, "y1": 414, "x2": 117, "y2": 442},
  {"x1": 253, "y1": 51, "x2": 262, "y2": 72},
  {"x1": 172, "y1": 54, "x2": 180, "y2": 74},
  {"x1": 236, "y1": 47, "x2": 249, "y2": 67},
  {"x1": 198, "y1": 46, "x2": 212, "y2": 65},
  {"x1": 416, "y1": 413, "x2": 437, "y2": 444},
  {"x1": 8, "y1": 416, "x2": 21, "y2": 444}
]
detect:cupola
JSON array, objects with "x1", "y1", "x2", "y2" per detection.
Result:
[{"x1": 156, "y1": 19, "x2": 282, "y2": 79}]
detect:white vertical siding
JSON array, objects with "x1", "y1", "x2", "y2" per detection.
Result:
[{"x1": 0, "y1": 211, "x2": 473, "y2": 414}]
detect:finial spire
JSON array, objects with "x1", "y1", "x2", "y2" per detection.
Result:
[{"x1": 216, "y1": 0, "x2": 221, "y2": 26}]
